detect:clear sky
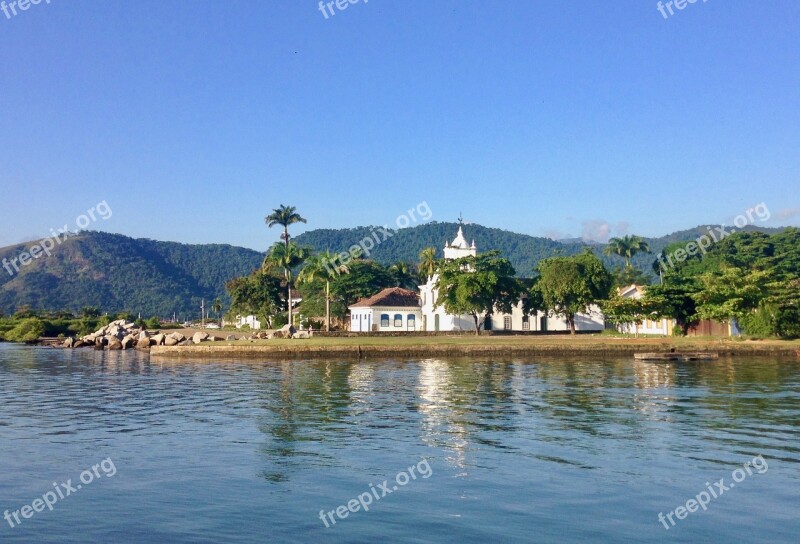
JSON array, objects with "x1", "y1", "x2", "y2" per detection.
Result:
[{"x1": 1, "y1": 0, "x2": 798, "y2": 250}]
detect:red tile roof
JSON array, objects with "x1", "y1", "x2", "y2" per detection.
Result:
[{"x1": 350, "y1": 287, "x2": 420, "y2": 308}]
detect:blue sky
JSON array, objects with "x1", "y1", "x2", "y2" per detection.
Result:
[{"x1": 1, "y1": 0, "x2": 798, "y2": 250}]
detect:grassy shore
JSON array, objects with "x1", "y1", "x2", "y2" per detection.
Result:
[{"x1": 150, "y1": 335, "x2": 800, "y2": 359}]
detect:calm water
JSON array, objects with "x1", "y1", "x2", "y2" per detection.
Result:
[{"x1": 0, "y1": 344, "x2": 798, "y2": 543}]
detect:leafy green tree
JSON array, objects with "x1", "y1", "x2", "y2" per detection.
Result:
[
  {"x1": 644, "y1": 275, "x2": 699, "y2": 336},
  {"x1": 226, "y1": 270, "x2": 284, "y2": 328},
  {"x1": 522, "y1": 278, "x2": 545, "y2": 317},
  {"x1": 537, "y1": 251, "x2": 612, "y2": 334},
  {"x1": 265, "y1": 205, "x2": 307, "y2": 324},
  {"x1": 330, "y1": 260, "x2": 393, "y2": 311},
  {"x1": 435, "y1": 251, "x2": 522, "y2": 335},
  {"x1": 604, "y1": 235, "x2": 651, "y2": 268},
  {"x1": 694, "y1": 266, "x2": 770, "y2": 322},
  {"x1": 601, "y1": 293, "x2": 659, "y2": 336}
]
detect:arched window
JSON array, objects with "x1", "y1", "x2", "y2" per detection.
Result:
[
  {"x1": 394, "y1": 314, "x2": 403, "y2": 327},
  {"x1": 407, "y1": 314, "x2": 416, "y2": 330},
  {"x1": 380, "y1": 314, "x2": 390, "y2": 327}
]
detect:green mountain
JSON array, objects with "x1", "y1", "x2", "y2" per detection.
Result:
[
  {"x1": 295, "y1": 221, "x2": 785, "y2": 276},
  {"x1": 0, "y1": 223, "x2": 786, "y2": 316},
  {"x1": 0, "y1": 231, "x2": 263, "y2": 318}
]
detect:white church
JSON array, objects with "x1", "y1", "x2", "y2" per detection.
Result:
[{"x1": 349, "y1": 224, "x2": 605, "y2": 333}]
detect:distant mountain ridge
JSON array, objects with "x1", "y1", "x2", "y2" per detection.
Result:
[
  {"x1": 294, "y1": 221, "x2": 785, "y2": 276},
  {"x1": 0, "y1": 232, "x2": 263, "y2": 317},
  {"x1": 0, "y1": 223, "x2": 786, "y2": 316}
]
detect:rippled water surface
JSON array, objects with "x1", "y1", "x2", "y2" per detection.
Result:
[{"x1": 1, "y1": 344, "x2": 799, "y2": 543}]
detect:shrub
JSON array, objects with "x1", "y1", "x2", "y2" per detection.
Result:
[
  {"x1": 145, "y1": 317, "x2": 162, "y2": 329},
  {"x1": 3, "y1": 318, "x2": 46, "y2": 343}
]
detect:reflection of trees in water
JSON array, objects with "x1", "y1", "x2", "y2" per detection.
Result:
[
  {"x1": 417, "y1": 358, "x2": 519, "y2": 471},
  {"x1": 531, "y1": 359, "x2": 639, "y2": 439},
  {"x1": 251, "y1": 356, "x2": 800, "y2": 481},
  {"x1": 255, "y1": 360, "x2": 355, "y2": 483}
]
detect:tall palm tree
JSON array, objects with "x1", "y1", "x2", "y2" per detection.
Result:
[
  {"x1": 211, "y1": 298, "x2": 223, "y2": 325},
  {"x1": 265, "y1": 205, "x2": 307, "y2": 248},
  {"x1": 265, "y1": 205, "x2": 307, "y2": 324},
  {"x1": 263, "y1": 241, "x2": 310, "y2": 326},
  {"x1": 604, "y1": 235, "x2": 651, "y2": 268},
  {"x1": 418, "y1": 247, "x2": 438, "y2": 279},
  {"x1": 298, "y1": 250, "x2": 350, "y2": 332}
]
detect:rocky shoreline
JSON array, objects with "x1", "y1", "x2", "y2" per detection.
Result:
[{"x1": 60, "y1": 320, "x2": 312, "y2": 350}]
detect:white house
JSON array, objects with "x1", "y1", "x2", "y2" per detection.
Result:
[
  {"x1": 234, "y1": 314, "x2": 262, "y2": 330},
  {"x1": 418, "y1": 225, "x2": 605, "y2": 332},
  {"x1": 349, "y1": 287, "x2": 423, "y2": 332},
  {"x1": 615, "y1": 284, "x2": 674, "y2": 336}
]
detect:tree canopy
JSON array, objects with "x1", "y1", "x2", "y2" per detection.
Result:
[{"x1": 434, "y1": 251, "x2": 521, "y2": 335}]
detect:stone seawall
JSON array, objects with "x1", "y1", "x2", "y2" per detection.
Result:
[{"x1": 150, "y1": 342, "x2": 800, "y2": 360}]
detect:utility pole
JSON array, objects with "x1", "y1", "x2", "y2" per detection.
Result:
[{"x1": 200, "y1": 299, "x2": 205, "y2": 329}]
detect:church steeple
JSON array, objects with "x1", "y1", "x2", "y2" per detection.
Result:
[{"x1": 443, "y1": 217, "x2": 477, "y2": 260}]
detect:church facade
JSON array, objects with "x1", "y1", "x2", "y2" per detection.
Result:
[{"x1": 417, "y1": 226, "x2": 605, "y2": 332}]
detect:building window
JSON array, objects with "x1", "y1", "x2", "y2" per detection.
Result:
[
  {"x1": 504, "y1": 316, "x2": 512, "y2": 330},
  {"x1": 394, "y1": 314, "x2": 403, "y2": 327},
  {"x1": 407, "y1": 314, "x2": 416, "y2": 330},
  {"x1": 522, "y1": 315, "x2": 530, "y2": 330},
  {"x1": 380, "y1": 314, "x2": 389, "y2": 328}
]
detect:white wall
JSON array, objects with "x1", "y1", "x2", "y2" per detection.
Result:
[{"x1": 350, "y1": 307, "x2": 422, "y2": 332}]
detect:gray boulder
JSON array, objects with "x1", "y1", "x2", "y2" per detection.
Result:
[
  {"x1": 192, "y1": 332, "x2": 209, "y2": 344},
  {"x1": 292, "y1": 331, "x2": 310, "y2": 339}
]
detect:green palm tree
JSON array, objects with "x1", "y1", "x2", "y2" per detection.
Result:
[
  {"x1": 604, "y1": 235, "x2": 651, "y2": 268},
  {"x1": 298, "y1": 250, "x2": 350, "y2": 332},
  {"x1": 211, "y1": 298, "x2": 223, "y2": 325},
  {"x1": 418, "y1": 247, "x2": 438, "y2": 279},
  {"x1": 265, "y1": 204, "x2": 307, "y2": 248},
  {"x1": 389, "y1": 262, "x2": 417, "y2": 289},
  {"x1": 265, "y1": 205, "x2": 307, "y2": 324},
  {"x1": 263, "y1": 241, "x2": 310, "y2": 326}
]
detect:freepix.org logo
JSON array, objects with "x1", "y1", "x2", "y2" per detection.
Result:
[{"x1": 1, "y1": 0, "x2": 52, "y2": 21}]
